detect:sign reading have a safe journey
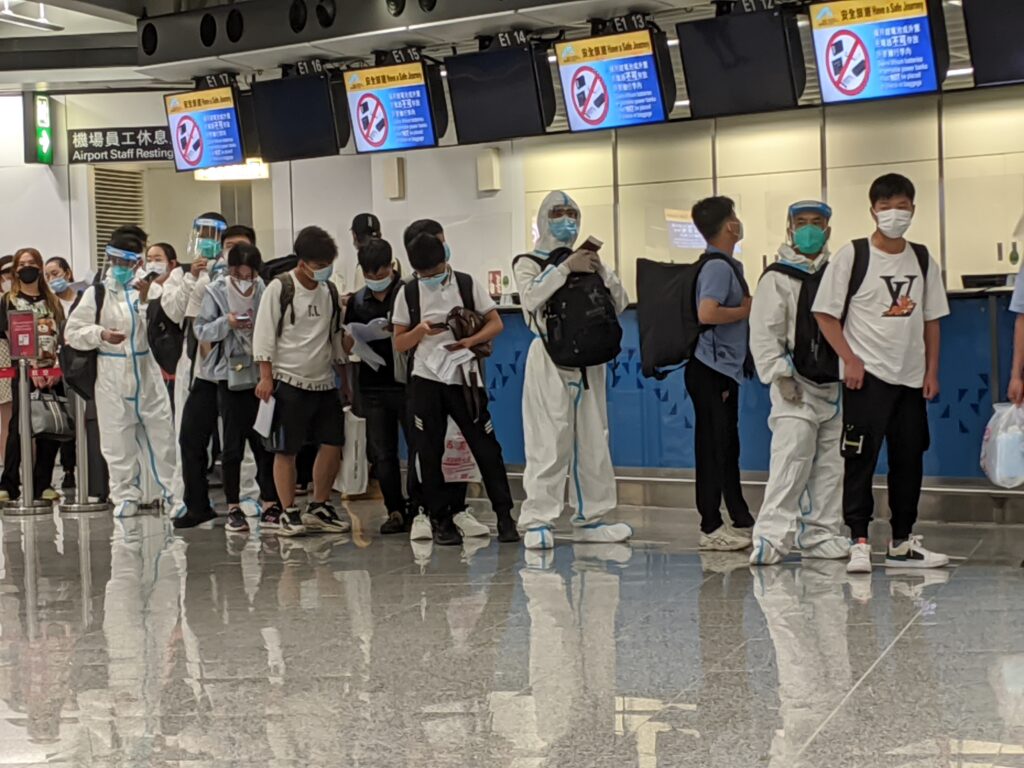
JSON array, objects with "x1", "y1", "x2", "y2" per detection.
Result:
[
  {"x1": 555, "y1": 29, "x2": 666, "y2": 133},
  {"x1": 163, "y1": 86, "x2": 245, "y2": 171},
  {"x1": 67, "y1": 127, "x2": 173, "y2": 164},
  {"x1": 811, "y1": 0, "x2": 938, "y2": 103},
  {"x1": 345, "y1": 63, "x2": 437, "y2": 153}
]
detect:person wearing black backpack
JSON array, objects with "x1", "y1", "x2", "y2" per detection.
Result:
[
  {"x1": 392, "y1": 230, "x2": 517, "y2": 546},
  {"x1": 812, "y1": 173, "x2": 951, "y2": 575},
  {"x1": 749, "y1": 200, "x2": 849, "y2": 567},
  {"x1": 512, "y1": 191, "x2": 632, "y2": 553},
  {"x1": 686, "y1": 197, "x2": 757, "y2": 552}
]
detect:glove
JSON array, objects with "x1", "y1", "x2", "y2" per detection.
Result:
[
  {"x1": 563, "y1": 250, "x2": 598, "y2": 273},
  {"x1": 777, "y1": 376, "x2": 803, "y2": 404}
]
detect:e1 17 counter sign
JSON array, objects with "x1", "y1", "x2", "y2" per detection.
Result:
[{"x1": 67, "y1": 127, "x2": 174, "y2": 164}]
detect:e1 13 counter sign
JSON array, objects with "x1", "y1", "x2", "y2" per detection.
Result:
[{"x1": 811, "y1": 0, "x2": 939, "y2": 104}]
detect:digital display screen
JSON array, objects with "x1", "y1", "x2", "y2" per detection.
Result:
[
  {"x1": 810, "y1": 0, "x2": 938, "y2": 103},
  {"x1": 555, "y1": 29, "x2": 667, "y2": 133},
  {"x1": 962, "y1": 0, "x2": 1024, "y2": 87},
  {"x1": 665, "y1": 209, "x2": 707, "y2": 251},
  {"x1": 251, "y1": 76, "x2": 340, "y2": 163},
  {"x1": 163, "y1": 86, "x2": 245, "y2": 172},
  {"x1": 344, "y1": 62, "x2": 437, "y2": 153}
]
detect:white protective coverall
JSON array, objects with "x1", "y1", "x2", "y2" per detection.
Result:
[
  {"x1": 748, "y1": 243, "x2": 847, "y2": 563},
  {"x1": 513, "y1": 191, "x2": 630, "y2": 547},
  {"x1": 65, "y1": 277, "x2": 179, "y2": 516}
]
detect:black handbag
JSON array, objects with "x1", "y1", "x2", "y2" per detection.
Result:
[{"x1": 30, "y1": 391, "x2": 74, "y2": 442}]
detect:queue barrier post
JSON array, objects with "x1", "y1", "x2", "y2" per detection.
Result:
[
  {"x1": 59, "y1": 390, "x2": 110, "y2": 514},
  {"x1": 6, "y1": 359, "x2": 54, "y2": 516}
]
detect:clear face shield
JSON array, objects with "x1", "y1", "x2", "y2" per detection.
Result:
[{"x1": 187, "y1": 217, "x2": 226, "y2": 263}]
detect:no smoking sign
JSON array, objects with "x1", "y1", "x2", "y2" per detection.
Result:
[{"x1": 827, "y1": 29, "x2": 870, "y2": 97}]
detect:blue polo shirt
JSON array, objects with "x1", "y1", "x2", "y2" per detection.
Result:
[
  {"x1": 1011, "y1": 267, "x2": 1024, "y2": 313},
  {"x1": 694, "y1": 250, "x2": 749, "y2": 383}
]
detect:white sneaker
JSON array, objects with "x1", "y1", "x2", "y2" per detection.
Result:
[
  {"x1": 801, "y1": 538, "x2": 851, "y2": 561},
  {"x1": 700, "y1": 526, "x2": 751, "y2": 552},
  {"x1": 847, "y1": 540, "x2": 873, "y2": 574},
  {"x1": 727, "y1": 524, "x2": 752, "y2": 543},
  {"x1": 453, "y1": 508, "x2": 490, "y2": 538},
  {"x1": 410, "y1": 514, "x2": 433, "y2": 541},
  {"x1": 749, "y1": 537, "x2": 785, "y2": 566},
  {"x1": 574, "y1": 522, "x2": 633, "y2": 544},
  {"x1": 884, "y1": 534, "x2": 950, "y2": 569},
  {"x1": 523, "y1": 527, "x2": 555, "y2": 550}
]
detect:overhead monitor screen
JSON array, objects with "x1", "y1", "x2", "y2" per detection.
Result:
[
  {"x1": 344, "y1": 62, "x2": 437, "y2": 153},
  {"x1": 962, "y1": 0, "x2": 1024, "y2": 87},
  {"x1": 554, "y1": 29, "x2": 667, "y2": 133},
  {"x1": 163, "y1": 87, "x2": 245, "y2": 172},
  {"x1": 810, "y1": 0, "x2": 938, "y2": 103},
  {"x1": 252, "y1": 75, "x2": 340, "y2": 162}
]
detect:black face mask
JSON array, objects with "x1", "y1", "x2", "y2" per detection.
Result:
[{"x1": 18, "y1": 267, "x2": 39, "y2": 284}]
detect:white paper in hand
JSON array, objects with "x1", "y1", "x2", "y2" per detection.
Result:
[
  {"x1": 254, "y1": 396, "x2": 276, "y2": 439},
  {"x1": 345, "y1": 322, "x2": 391, "y2": 371}
]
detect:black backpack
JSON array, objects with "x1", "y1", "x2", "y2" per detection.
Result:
[
  {"x1": 275, "y1": 272, "x2": 342, "y2": 338},
  {"x1": 513, "y1": 249, "x2": 622, "y2": 382},
  {"x1": 262, "y1": 254, "x2": 299, "y2": 283},
  {"x1": 761, "y1": 262, "x2": 839, "y2": 385},
  {"x1": 637, "y1": 252, "x2": 748, "y2": 380},
  {"x1": 59, "y1": 284, "x2": 105, "y2": 401},
  {"x1": 843, "y1": 237, "x2": 930, "y2": 321},
  {"x1": 146, "y1": 295, "x2": 184, "y2": 375}
]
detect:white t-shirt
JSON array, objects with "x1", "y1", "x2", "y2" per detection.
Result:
[
  {"x1": 392, "y1": 271, "x2": 496, "y2": 387},
  {"x1": 253, "y1": 271, "x2": 346, "y2": 391},
  {"x1": 812, "y1": 241, "x2": 949, "y2": 388}
]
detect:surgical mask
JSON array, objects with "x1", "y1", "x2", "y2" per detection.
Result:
[
  {"x1": 731, "y1": 221, "x2": 745, "y2": 241},
  {"x1": 875, "y1": 208, "x2": 913, "y2": 239},
  {"x1": 443, "y1": 242, "x2": 452, "y2": 263},
  {"x1": 549, "y1": 217, "x2": 579, "y2": 244},
  {"x1": 1, "y1": 279, "x2": 11, "y2": 293},
  {"x1": 418, "y1": 270, "x2": 448, "y2": 290},
  {"x1": 232, "y1": 277, "x2": 253, "y2": 293},
  {"x1": 311, "y1": 264, "x2": 333, "y2": 283},
  {"x1": 792, "y1": 225, "x2": 828, "y2": 256},
  {"x1": 365, "y1": 274, "x2": 394, "y2": 293},
  {"x1": 146, "y1": 261, "x2": 168, "y2": 277},
  {"x1": 48, "y1": 277, "x2": 69, "y2": 294},
  {"x1": 17, "y1": 267, "x2": 39, "y2": 284},
  {"x1": 110, "y1": 265, "x2": 136, "y2": 286},
  {"x1": 197, "y1": 238, "x2": 221, "y2": 260}
]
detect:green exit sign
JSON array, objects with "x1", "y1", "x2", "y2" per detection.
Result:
[{"x1": 22, "y1": 93, "x2": 53, "y2": 166}]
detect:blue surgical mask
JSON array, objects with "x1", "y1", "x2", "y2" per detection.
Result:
[
  {"x1": 197, "y1": 238, "x2": 221, "y2": 260},
  {"x1": 365, "y1": 274, "x2": 394, "y2": 293},
  {"x1": 792, "y1": 225, "x2": 828, "y2": 256},
  {"x1": 312, "y1": 264, "x2": 334, "y2": 283},
  {"x1": 418, "y1": 269, "x2": 448, "y2": 290},
  {"x1": 111, "y1": 265, "x2": 136, "y2": 286},
  {"x1": 443, "y1": 243, "x2": 452, "y2": 263},
  {"x1": 48, "y1": 278, "x2": 69, "y2": 294},
  {"x1": 550, "y1": 216, "x2": 579, "y2": 244}
]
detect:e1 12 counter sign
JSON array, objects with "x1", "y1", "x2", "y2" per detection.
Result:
[
  {"x1": 811, "y1": 0, "x2": 938, "y2": 104},
  {"x1": 556, "y1": 30, "x2": 667, "y2": 133}
]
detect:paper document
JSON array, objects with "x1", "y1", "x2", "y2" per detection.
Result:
[
  {"x1": 254, "y1": 396, "x2": 276, "y2": 439},
  {"x1": 345, "y1": 320, "x2": 393, "y2": 371},
  {"x1": 424, "y1": 344, "x2": 476, "y2": 382}
]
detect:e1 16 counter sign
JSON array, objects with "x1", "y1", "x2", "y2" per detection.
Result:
[{"x1": 68, "y1": 127, "x2": 174, "y2": 164}]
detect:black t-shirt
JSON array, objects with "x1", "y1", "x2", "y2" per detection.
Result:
[{"x1": 343, "y1": 281, "x2": 402, "y2": 391}]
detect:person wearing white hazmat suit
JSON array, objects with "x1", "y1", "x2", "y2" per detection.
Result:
[
  {"x1": 748, "y1": 200, "x2": 849, "y2": 565},
  {"x1": 65, "y1": 232, "x2": 179, "y2": 518},
  {"x1": 513, "y1": 191, "x2": 632, "y2": 551}
]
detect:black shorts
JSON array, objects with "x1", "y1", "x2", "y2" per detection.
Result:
[{"x1": 268, "y1": 382, "x2": 345, "y2": 455}]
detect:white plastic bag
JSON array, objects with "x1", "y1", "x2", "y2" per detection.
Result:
[
  {"x1": 336, "y1": 407, "x2": 368, "y2": 496},
  {"x1": 981, "y1": 403, "x2": 1024, "y2": 488},
  {"x1": 442, "y1": 418, "x2": 481, "y2": 483}
]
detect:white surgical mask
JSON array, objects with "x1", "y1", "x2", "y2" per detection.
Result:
[
  {"x1": 875, "y1": 209, "x2": 913, "y2": 239},
  {"x1": 0, "y1": 279, "x2": 10, "y2": 293},
  {"x1": 146, "y1": 261, "x2": 168, "y2": 277}
]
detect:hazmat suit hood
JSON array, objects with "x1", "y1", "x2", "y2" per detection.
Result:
[
  {"x1": 775, "y1": 242, "x2": 830, "y2": 274},
  {"x1": 534, "y1": 190, "x2": 581, "y2": 257}
]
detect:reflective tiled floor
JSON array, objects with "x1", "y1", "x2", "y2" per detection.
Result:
[{"x1": 0, "y1": 502, "x2": 1022, "y2": 767}]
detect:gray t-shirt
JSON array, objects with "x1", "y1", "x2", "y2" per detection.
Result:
[{"x1": 695, "y1": 254, "x2": 749, "y2": 383}]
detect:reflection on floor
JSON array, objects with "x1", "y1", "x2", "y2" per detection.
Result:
[{"x1": 0, "y1": 502, "x2": 1021, "y2": 767}]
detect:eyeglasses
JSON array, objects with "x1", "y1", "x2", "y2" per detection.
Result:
[{"x1": 548, "y1": 207, "x2": 580, "y2": 220}]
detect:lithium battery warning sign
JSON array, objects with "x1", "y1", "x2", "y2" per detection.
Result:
[
  {"x1": 345, "y1": 63, "x2": 437, "y2": 153},
  {"x1": 811, "y1": 0, "x2": 939, "y2": 103},
  {"x1": 555, "y1": 29, "x2": 667, "y2": 133}
]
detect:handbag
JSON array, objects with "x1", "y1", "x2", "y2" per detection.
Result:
[
  {"x1": 30, "y1": 391, "x2": 74, "y2": 442},
  {"x1": 334, "y1": 407, "x2": 369, "y2": 496},
  {"x1": 445, "y1": 306, "x2": 493, "y2": 358},
  {"x1": 227, "y1": 353, "x2": 258, "y2": 391}
]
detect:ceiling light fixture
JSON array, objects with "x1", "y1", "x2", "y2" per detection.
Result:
[
  {"x1": 0, "y1": 1, "x2": 64, "y2": 31},
  {"x1": 947, "y1": 66, "x2": 974, "y2": 77}
]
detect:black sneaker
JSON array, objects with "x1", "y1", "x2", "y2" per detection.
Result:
[
  {"x1": 301, "y1": 502, "x2": 351, "y2": 534},
  {"x1": 380, "y1": 511, "x2": 407, "y2": 535},
  {"x1": 432, "y1": 516, "x2": 463, "y2": 547},
  {"x1": 260, "y1": 504, "x2": 284, "y2": 531},
  {"x1": 62, "y1": 471, "x2": 75, "y2": 490},
  {"x1": 278, "y1": 508, "x2": 306, "y2": 538},
  {"x1": 173, "y1": 508, "x2": 217, "y2": 530},
  {"x1": 225, "y1": 508, "x2": 250, "y2": 534},
  {"x1": 496, "y1": 513, "x2": 520, "y2": 544}
]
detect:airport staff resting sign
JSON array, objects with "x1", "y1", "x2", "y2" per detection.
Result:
[
  {"x1": 811, "y1": 0, "x2": 939, "y2": 103},
  {"x1": 345, "y1": 63, "x2": 437, "y2": 153},
  {"x1": 555, "y1": 30, "x2": 666, "y2": 133}
]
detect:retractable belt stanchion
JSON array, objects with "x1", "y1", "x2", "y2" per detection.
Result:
[
  {"x1": 60, "y1": 390, "x2": 109, "y2": 514},
  {"x1": 7, "y1": 358, "x2": 53, "y2": 515}
]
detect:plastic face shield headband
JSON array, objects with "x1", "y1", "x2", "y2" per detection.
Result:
[{"x1": 105, "y1": 245, "x2": 142, "y2": 265}]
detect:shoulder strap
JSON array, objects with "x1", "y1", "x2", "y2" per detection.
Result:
[
  {"x1": 762, "y1": 262, "x2": 811, "y2": 282},
  {"x1": 276, "y1": 273, "x2": 295, "y2": 337},
  {"x1": 842, "y1": 239, "x2": 871, "y2": 323},
  {"x1": 512, "y1": 253, "x2": 548, "y2": 271},
  {"x1": 325, "y1": 280, "x2": 341, "y2": 335},
  {"x1": 404, "y1": 279, "x2": 421, "y2": 328},
  {"x1": 909, "y1": 242, "x2": 930, "y2": 279},
  {"x1": 454, "y1": 271, "x2": 475, "y2": 313},
  {"x1": 94, "y1": 284, "x2": 105, "y2": 322}
]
